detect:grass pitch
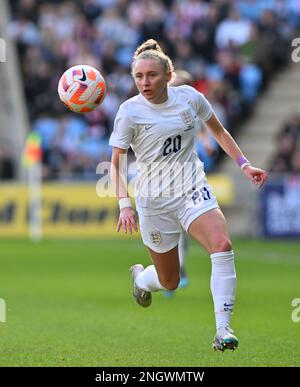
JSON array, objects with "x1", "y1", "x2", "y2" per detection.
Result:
[{"x1": 0, "y1": 238, "x2": 299, "y2": 366}]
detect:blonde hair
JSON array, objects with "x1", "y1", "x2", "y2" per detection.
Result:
[{"x1": 132, "y1": 39, "x2": 175, "y2": 82}]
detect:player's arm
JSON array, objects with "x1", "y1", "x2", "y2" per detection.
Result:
[
  {"x1": 205, "y1": 112, "x2": 268, "y2": 188},
  {"x1": 111, "y1": 146, "x2": 138, "y2": 234}
]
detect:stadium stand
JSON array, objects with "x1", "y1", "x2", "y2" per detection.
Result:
[
  {"x1": 0, "y1": 144, "x2": 15, "y2": 180},
  {"x1": 220, "y1": 60, "x2": 300, "y2": 236},
  {"x1": 269, "y1": 112, "x2": 300, "y2": 174},
  {"x1": 5, "y1": 0, "x2": 300, "y2": 181},
  {"x1": 0, "y1": 0, "x2": 29, "y2": 179}
]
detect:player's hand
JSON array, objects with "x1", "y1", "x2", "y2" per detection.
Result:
[
  {"x1": 243, "y1": 165, "x2": 268, "y2": 188},
  {"x1": 117, "y1": 207, "x2": 138, "y2": 234}
]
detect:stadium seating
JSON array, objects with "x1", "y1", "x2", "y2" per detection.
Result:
[{"x1": 6, "y1": 0, "x2": 299, "y2": 180}]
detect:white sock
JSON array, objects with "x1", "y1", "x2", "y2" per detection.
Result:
[
  {"x1": 135, "y1": 265, "x2": 167, "y2": 292},
  {"x1": 210, "y1": 250, "x2": 236, "y2": 331}
]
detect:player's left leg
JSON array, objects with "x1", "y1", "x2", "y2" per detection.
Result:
[{"x1": 187, "y1": 208, "x2": 238, "y2": 351}]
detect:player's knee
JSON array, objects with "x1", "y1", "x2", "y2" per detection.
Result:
[
  {"x1": 212, "y1": 238, "x2": 232, "y2": 253},
  {"x1": 159, "y1": 274, "x2": 180, "y2": 291}
]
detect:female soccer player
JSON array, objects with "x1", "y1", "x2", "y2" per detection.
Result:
[{"x1": 109, "y1": 39, "x2": 267, "y2": 352}]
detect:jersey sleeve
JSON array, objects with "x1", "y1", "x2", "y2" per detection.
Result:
[
  {"x1": 197, "y1": 92, "x2": 213, "y2": 122},
  {"x1": 109, "y1": 104, "x2": 135, "y2": 149}
]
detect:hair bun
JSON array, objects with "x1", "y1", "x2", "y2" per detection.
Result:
[
  {"x1": 135, "y1": 39, "x2": 163, "y2": 56},
  {"x1": 132, "y1": 39, "x2": 175, "y2": 84}
]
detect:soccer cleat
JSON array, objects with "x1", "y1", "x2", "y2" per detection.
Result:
[
  {"x1": 212, "y1": 326, "x2": 239, "y2": 352},
  {"x1": 130, "y1": 264, "x2": 152, "y2": 307},
  {"x1": 164, "y1": 290, "x2": 175, "y2": 298},
  {"x1": 178, "y1": 276, "x2": 189, "y2": 289}
]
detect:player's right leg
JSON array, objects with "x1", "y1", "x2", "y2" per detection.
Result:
[
  {"x1": 178, "y1": 232, "x2": 190, "y2": 288},
  {"x1": 131, "y1": 264, "x2": 153, "y2": 307},
  {"x1": 131, "y1": 246, "x2": 180, "y2": 307},
  {"x1": 131, "y1": 211, "x2": 181, "y2": 307},
  {"x1": 164, "y1": 232, "x2": 190, "y2": 298}
]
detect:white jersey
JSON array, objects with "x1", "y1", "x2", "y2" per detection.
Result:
[{"x1": 109, "y1": 85, "x2": 213, "y2": 215}]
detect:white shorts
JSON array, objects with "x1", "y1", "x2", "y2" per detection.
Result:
[{"x1": 138, "y1": 184, "x2": 219, "y2": 253}]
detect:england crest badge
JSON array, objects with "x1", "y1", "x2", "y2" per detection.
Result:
[
  {"x1": 149, "y1": 231, "x2": 161, "y2": 245},
  {"x1": 180, "y1": 109, "x2": 194, "y2": 131}
]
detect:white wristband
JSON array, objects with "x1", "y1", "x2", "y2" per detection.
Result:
[{"x1": 119, "y1": 197, "x2": 132, "y2": 210}]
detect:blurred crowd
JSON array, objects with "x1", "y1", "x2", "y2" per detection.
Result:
[
  {"x1": 269, "y1": 112, "x2": 300, "y2": 174},
  {"x1": 0, "y1": 144, "x2": 15, "y2": 180},
  {"x1": 7, "y1": 0, "x2": 300, "y2": 180}
]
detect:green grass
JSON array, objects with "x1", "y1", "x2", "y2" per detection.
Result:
[{"x1": 0, "y1": 238, "x2": 300, "y2": 366}]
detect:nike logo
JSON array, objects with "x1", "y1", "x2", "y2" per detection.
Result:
[
  {"x1": 79, "y1": 68, "x2": 87, "y2": 82},
  {"x1": 184, "y1": 125, "x2": 194, "y2": 132},
  {"x1": 144, "y1": 125, "x2": 154, "y2": 131},
  {"x1": 224, "y1": 302, "x2": 234, "y2": 311}
]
